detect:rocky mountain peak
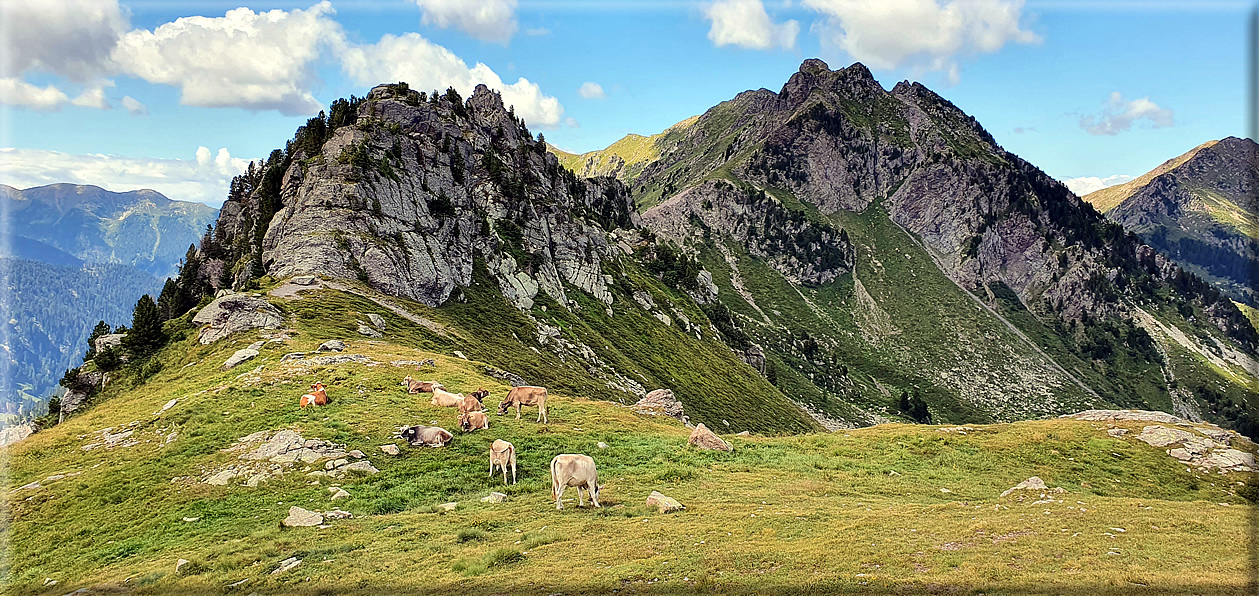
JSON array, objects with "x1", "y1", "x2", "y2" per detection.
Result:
[{"x1": 780, "y1": 60, "x2": 883, "y2": 109}]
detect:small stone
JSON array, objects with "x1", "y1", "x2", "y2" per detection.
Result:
[
  {"x1": 481, "y1": 492, "x2": 508, "y2": 503},
  {"x1": 368, "y1": 313, "x2": 387, "y2": 330},
  {"x1": 222, "y1": 348, "x2": 259, "y2": 370},
  {"x1": 292, "y1": 275, "x2": 317, "y2": 285},
  {"x1": 325, "y1": 458, "x2": 348, "y2": 470},
  {"x1": 1106, "y1": 428, "x2": 1129, "y2": 437},
  {"x1": 343, "y1": 461, "x2": 379, "y2": 475},
  {"x1": 176, "y1": 559, "x2": 190, "y2": 574},
  {"x1": 357, "y1": 323, "x2": 382, "y2": 338},
  {"x1": 317, "y1": 340, "x2": 345, "y2": 352},
  {"x1": 206, "y1": 470, "x2": 237, "y2": 486},
  {"x1": 182, "y1": 517, "x2": 199, "y2": 523},
  {"x1": 281, "y1": 506, "x2": 323, "y2": 527},
  {"x1": 453, "y1": 350, "x2": 468, "y2": 360},
  {"x1": 940, "y1": 488, "x2": 952, "y2": 493},
  {"x1": 646, "y1": 491, "x2": 684, "y2": 513},
  {"x1": 272, "y1": 557, "x2": 302, "y2": 575},
  {"x1": 379, "y1": 444, "x2": 401, "y2": 456},
  {"x1": 348, "y1": 449, "x2": 365, "y2": 459},
  {"x1": 597, "y1": 442, "x2": 609, "y2": 449},
  {"x1": 436, "y1": 502, "x2": 458, "y2": 512},
  {"x1": 330, "y1": 488, "x2": 351, "y2": 501},
  {"x1": 1000, "y1": 477, "x2": 1060, "y2": 498},
  {"x1": 1169, "y1": 448, "x2": 1192, "y2": 461},
  {"x1": 43, "y1": 578, "x2": 56, "y2": 586},
  {"x1": 323, "y1": 509, "x2": 352, "y2": 520}
]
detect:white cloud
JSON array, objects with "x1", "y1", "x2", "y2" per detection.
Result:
[
  {"x1": 415, "y1": 0, "x2": 518, "y2": 44},
  {"x1": 0, "y1": 0, "x2": 128, "y2": 81},
  {"x1": 0, "y1": 146, "x2": 251, "y2": 207},
  {"x1": 0, "y1": 78, "x2": 70, "y2": 110},
  {"x1": 565, "y1": 117, "x2": 579, "y2": 128},
  {"x1": 1079, "y1": 92, "x2": 1174, "y2": 136},
  {"x1": 705, "y1": 0, "x2": 799, "y2": 50},
  {"x1": 578, "y1": 82, "x2": 606, "y2": 99},
  {"x1": 111, "y1": 2, "x2": 344, "y2": 116},
  {"x1": 70, "y1": 85, "x2": 112, "y2": 110},
  {"x1": 121, "y1": 95, "x2": 148, "y2": 116},
  {"x1": 1063, "y1": 174, "x2": 1134, "y2": 197},
  {"x1": 525, "y1": 27, "x2": 551, "y2": 36},
  {"x1": 802, "y1": 0, "x2": 1038, "y2": 80},
  {"x1": 340, "y1": 32, "x2": 564, "y2": 128}
]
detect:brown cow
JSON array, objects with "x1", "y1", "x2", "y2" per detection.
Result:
[
  {"x1": 489, "y1": 439, "x2": 516, "y2": 484},
  {"x1": 550, "y1": 454, "x2": 601, "y2": 509},
  {"x1": 459, "y1": 411, "x2": 489, "y2": 432},
  {"x1": 401, "y1": 376, "x2": 443, "y2": 394},
  {"x1": 400, "y1": 425, "x2": 453, "y2": 447},
  {"x1": 300, "y1": 382, "x2": 329, "y2": 407},
  {"x1": 469, "y1": 388, "x2": 490, "y2": 401},
  {"x1": 458, "y1": 393, "x2": 484, "y2": 414},
  {"x1": 497, "y1": 386, "x2": 548, "y2": 423},
  {"x1": 430, "y1": 388, "x2": 463, "y2": 407}
]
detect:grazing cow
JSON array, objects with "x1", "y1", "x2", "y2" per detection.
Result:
[
  {"x1": 497, "y1": 386, "x2": 548, "y2": 423},
  {"x1": 459, "y1": 411, "x2": 490, "y2": 432},
  {"x1": 300, "y1": 382, "x2": 329, "y2": 407},
  {"x1": 430, "y1": 388, "x2": 464, "y2": 407},
  {"x1": 401, "y1": 376, "x2": 443, "y2": 394},
  {"x1": 550, "y1": 454, "x2": 601, "y2": 510},
  {"x1": 489, "y1": 439, "x2": 517, "y2": 484},
  {"x1": 400, "y1": 425, "x2": 453, "y2": 447},
  {"x1": 458, "y1": 393, "x2": 484, "y2": 414}
]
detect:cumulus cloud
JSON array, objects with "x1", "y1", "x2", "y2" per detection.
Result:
[
  {"x1": 71, "y1": 85, "x2": 112, "y2": 110},
  {"x1": 121, "y1": 95, "x2": 148, "y2": 116},
  {"x1": 705, "y1": 0, "x2": 799, "y2": 50},
  {"x1": 111, "y1": 2, "x2": 344, "y2": 115},
  {"x1": 0, "y1": 0, "x2": 128, "y2": 81},
  {"x1": 1063, "y1": 174, "x2": 1134, "y2": 196},
  {"x1": 1079, "y1": 92, "x2": 1174, "y2": 136},
  {"x1": 578, "y1": 82, "x2": 606, "y2": 99},
  {"x1": 0, "y1": 78, "x2": 70, "y2": 110},
  {"x1": 341, "y1": 32, "x2": 564, "y2": 128},
  {"x1": 802, "y1": 0, "x2": 1038, "y2": 82},
  {"x1": 0, "y1": 146, "x2": 251, "y2": 207},
  {"x1": 415, "y1": 0, "x2": 518, "y2": 44}
]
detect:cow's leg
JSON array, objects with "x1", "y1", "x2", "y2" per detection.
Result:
[
  {"x1": 489, "y1": 460, "x2": 495, "y2": 478},
  {"x1": 516, "y1": 404, "x2": 522, "y2": 420},
  {"x1": 511, "y1": 456, "x2": 517, "y2": 484},
  {"x1": 577, "y1": 486, "x2": 585, "y2": 507},
  {"x1": 589, "y1": 482, "x2": 601, "y2": 508},
  {"x1": 554, "y1": 483, "x2": 566, "y2": 510}
]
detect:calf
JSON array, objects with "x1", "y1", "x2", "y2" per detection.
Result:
[
  {"x1": 497, "y1": 386, "x2": 548, "y2": 423},
  {"x1": 400, "y1": 425, "x2": 453, "y2": 447},
  {"x1": 550, "y1": 454, "x2": 601, "y2": 510},
  {"x1": 401, "y1": 376, "x2": 443, "y2": 394},
  {"x1": 300, "y1": 382, "x2": 329, "y2": 407},
  {"x1": 458, "y1": 393, "x2": 484, "y2": 414},
  {"x1": 459, "y1": 410, "x2": 490, "y2": 432},
  {"x1": 430, "y1": 388, "x2": 463, "y2": 407},
  {"x1": 489, "y1": 439, "x2": 516, "y2": 484}
]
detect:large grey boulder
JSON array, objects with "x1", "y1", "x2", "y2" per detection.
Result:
[
  {"x1": 222, "y1": 348, "x2": 259, "y2": 370},
  {"x1": 1136, "y1": 425, "x2": 1195, "y2": 448},
  {"x1": 193, "y1": 294, "x2": 284, "y2": 344},
  {"x1": 281, "y1": 507, "x2": 322, "y2": 527},
  {"x1": 94, "y1": 333, "x2": 125, "y2": 354},
  {"x1": 633, "y1": 389, "x2": 686, "y2": 422},
  {"x1": 687, "y1": 423, "x2": 732, "y2": 452}
]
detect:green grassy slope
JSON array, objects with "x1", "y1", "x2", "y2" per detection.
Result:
[{"x1": 5, "y1": 301, "x2": 1256, "y2": 594}]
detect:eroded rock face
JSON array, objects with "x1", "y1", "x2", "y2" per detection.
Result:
[
  {"x1": 192, "y1": 294, "x2": 284, "y2": 344},
  {"x1": 211, "y1": 83, "x2": 635, "y2": 313}
]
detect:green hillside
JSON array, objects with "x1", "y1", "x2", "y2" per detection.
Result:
[{"x1": 6, "y1": 279, "x2": 1256, "y2": 594}]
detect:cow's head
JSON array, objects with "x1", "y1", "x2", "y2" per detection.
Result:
[
  {"x1": 310, "y1": 382, "x2": 326, "y2": 392},
  {"x1": 470, "y1": 388, "x2": 489, "y2": 400},
  {"x1": 497, "y1": 401, "x2": 510, "y2": 416},
  {"x1": 458, "y1": 412, "x2": 472, "y2": 432},
  {"x1": 400, "y1": 425, "x2": 422, "y2": 444},
  {"x1": 401, "y1": 376, "x2": 413, "y2": 386}
]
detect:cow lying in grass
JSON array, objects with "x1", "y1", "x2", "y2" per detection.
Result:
[
  {"x1": 489, "y1": 439, "x2": 516, "y2": 484},
  {"x1": 399, "y1": 425, "x2": 453, "y2": 447},
  {"x1": 401, "y1": 376, "x2": 442, "y2": 394},
  {"x1": 550, "y1": 454, "x2": 601, "y2": 509},
  {"x1": 459, "y1": 392, "x2": 484, "y2": 414},
  {"x1": 459, "y1": 411, "x2": 489, "y2": 432},
  {"x1": 300, "y1": 382, "x2": 329, "y2": 407},
  {"x1": 498, "y1": 386, "x2": 548, "y2": 423},
  {"x1": 430, "y1": 388, "x2": 464, "y2": 407}
]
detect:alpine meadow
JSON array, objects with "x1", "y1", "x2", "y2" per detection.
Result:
[{"x1": 2, "y1": 2, "x2": 1257, "y2": 595}]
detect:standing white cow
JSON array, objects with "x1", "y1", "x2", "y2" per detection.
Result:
[
  {"x1": 489, "y1": 439, "x2": 517, "y2": 484},
  {"x1": 550, "y1": 454, "x2": 601, "y2": 510}
]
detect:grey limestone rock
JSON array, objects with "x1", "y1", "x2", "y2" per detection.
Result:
[
  {"x1": 222, "y1": 348, "x2": 259, "y2": 370},
  {"x1": 193, "y1": 294, "x2": 283, "y2": 344}
]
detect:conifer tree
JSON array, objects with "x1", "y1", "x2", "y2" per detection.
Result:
[{"x1": 122, "y1": 295, "x2": 165, "y2": 358}]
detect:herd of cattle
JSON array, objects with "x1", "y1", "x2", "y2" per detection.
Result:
[{"x1": 299, "y1": 374, "x2": 600, "y2": 509}]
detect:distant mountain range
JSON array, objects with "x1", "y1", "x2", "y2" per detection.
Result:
[
  {"x1": 1, "y1": 184, "x2": 218, "y2": 418},
  {"x1": 1084, "y1": 137, "x2": 1257, "y2": 306}
]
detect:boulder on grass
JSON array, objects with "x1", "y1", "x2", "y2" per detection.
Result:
[
  {"x1": 687, "y1": 423, "x2": 732, "y2": 452},
  {"x1": 646, "y1": 491, "x2": 684, "y2": 513},
  {"x1": 281, "y1": 506, "x2": 323, "y2": 527}
]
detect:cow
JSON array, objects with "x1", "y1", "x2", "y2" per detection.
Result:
[
  {"x1": 550, "y1": 454, "x2": 601, "y2": 510},
  {"x1": 469, "y1": 388, "x2": 490, "y2": 401},
  {"x1": 300, "y1": 382, "x2": 329, "y2": 407},
  {"x1": 498, "y1": 386, "x2": 548, "y2": 423},
  {"x1": 400, "y1": 425, "x2": 453, "y2": 447},
  {"x1": 458, "y1": 393, "x2": 484, "y2": 414},
  {"x1": 430, "y1": 388, "x2": 464, "y2": 407},
  {"x1": 401, "y1": 376, "x2": 443, "y2": 394},
  {"x1": 489, "y1": 439, "x2": 516, "y2": 484},
  {"x1": 459, "y1": 411, "x2": 490, "y2": 432}
]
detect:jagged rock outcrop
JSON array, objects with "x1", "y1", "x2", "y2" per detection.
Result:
[
  {"x1": 208, "y1": 83, "x2": 636, "y2": 312},
  {"x1": 192, "y1": 294, "x2": 284, "y2": 344}
]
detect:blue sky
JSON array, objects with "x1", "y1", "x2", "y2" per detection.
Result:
[{"x1": 0, "y1": 0, "x2": 1251, "y2": 205}]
